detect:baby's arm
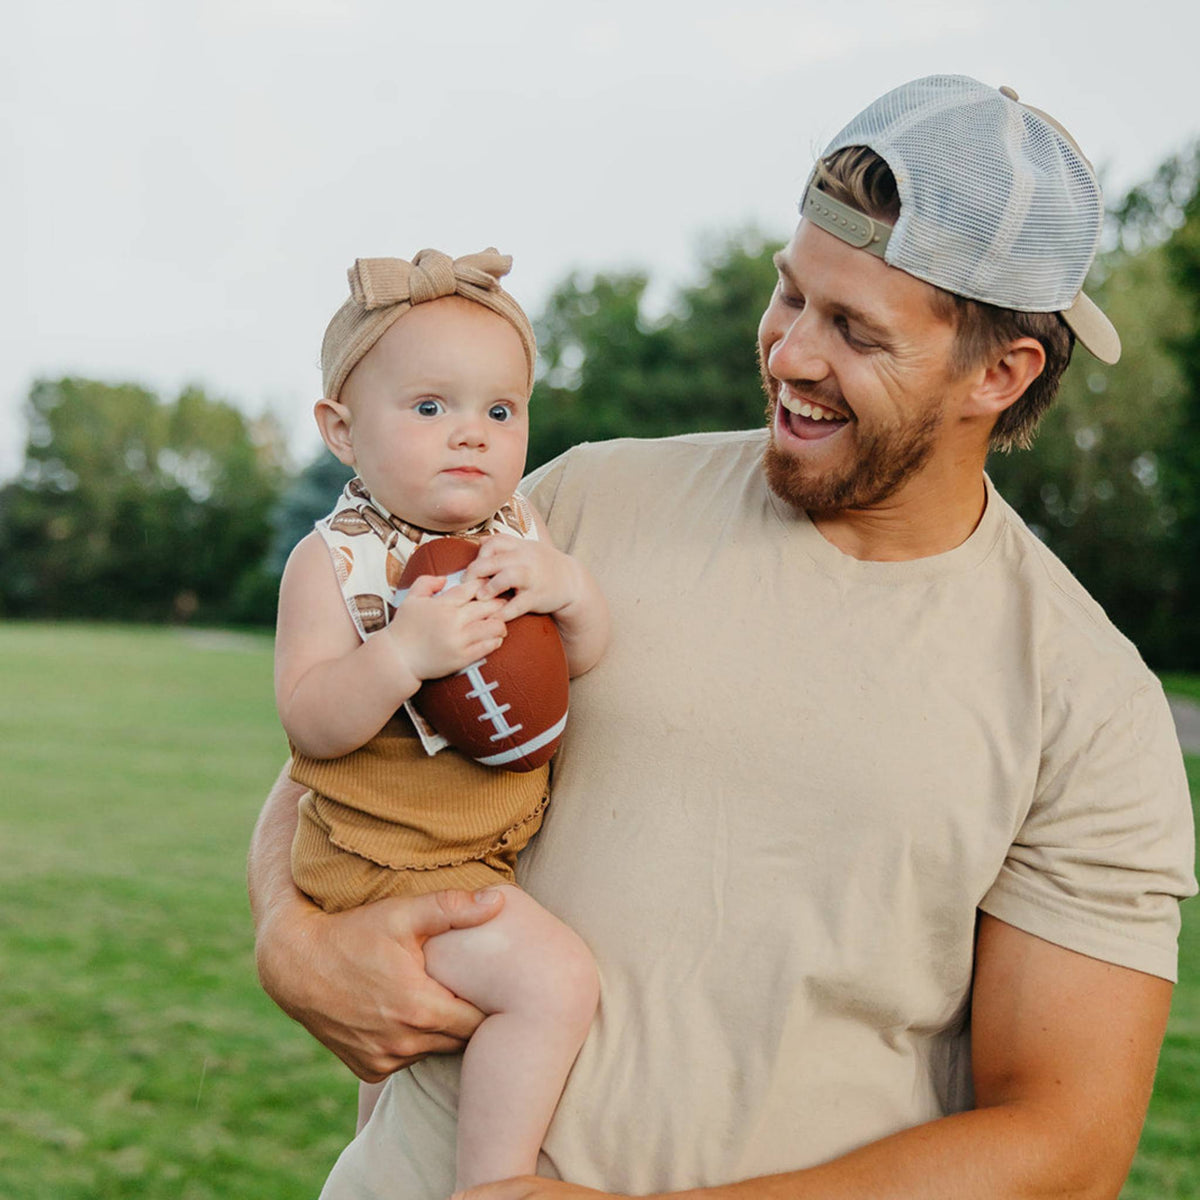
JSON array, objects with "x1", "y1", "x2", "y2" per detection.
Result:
[
  {"x1": 275, "y1": 532, "x2": 508, "y2": 758},
  {"x1": 464, "y1": 511, "x2": 609, "y2": 677}
]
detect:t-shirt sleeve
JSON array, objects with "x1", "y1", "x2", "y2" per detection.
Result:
[
  {"x1": 980, "y1": 683, "x2": 1197, "y2": 981},
  {"x1": 521, "y1": 447, "x2": 576, "y2": 524}
]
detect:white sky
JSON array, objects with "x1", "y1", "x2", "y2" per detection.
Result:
[{"x1": 3, "y1": 0, "x2": 1197, "y2": 481}]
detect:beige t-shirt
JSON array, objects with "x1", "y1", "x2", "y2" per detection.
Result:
[{"x1": 320, "y1": 429, "x2": 1196, "y2": 1199}]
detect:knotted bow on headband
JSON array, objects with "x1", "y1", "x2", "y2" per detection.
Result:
[
  {"x1": 320, "y1": 247, "x2": 537, "y2": 401},
  {"x1": 350, "y1": 248, "x2": 513, "y2": 309}
]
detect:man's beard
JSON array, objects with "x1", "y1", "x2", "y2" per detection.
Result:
[{"x1": 759, "y1": 352, "x2": 944, "y2": 515}]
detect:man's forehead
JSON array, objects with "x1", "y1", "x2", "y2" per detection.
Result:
[
  {"x1": 775, "y1": 220, "x2": 950, "y2": 334},
  {"x1": 776, "y1": 223, "x2": 895, "y2": 310}
]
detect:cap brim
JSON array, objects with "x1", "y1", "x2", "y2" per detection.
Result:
[{"x1": 1062, "y1": 291, "x2": 1121, "y2": 365}]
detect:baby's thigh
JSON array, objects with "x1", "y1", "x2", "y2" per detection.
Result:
[{"x1": 423, "y1": 886, "x2": 598, "y2": 1021}]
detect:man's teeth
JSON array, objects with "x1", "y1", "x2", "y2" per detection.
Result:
[
  {"x1": 800, "y1": 402, "x2": 842, "y2": 421},
  {"x1": 781, "y1": 394, "x2": 844, "y2": 421}
]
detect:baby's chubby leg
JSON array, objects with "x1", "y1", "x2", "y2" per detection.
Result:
[{"x1": 422, "y1": 885, "x2": 599, "y2": 1190}]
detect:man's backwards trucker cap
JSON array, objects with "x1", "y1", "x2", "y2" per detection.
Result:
[{"x1": 801, "y1": 74, "x2": 1120, "y2": 364}]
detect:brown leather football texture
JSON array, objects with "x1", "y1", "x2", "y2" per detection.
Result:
[{"x1": 396, "y1": 537, "x2": 569, "y2": 772}]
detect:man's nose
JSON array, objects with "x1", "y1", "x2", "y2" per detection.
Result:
[{"x1": 767, "y1": 312, "x2": 830, "y2": 384}]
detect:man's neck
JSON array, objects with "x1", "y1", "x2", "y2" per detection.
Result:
[{"x1": 809, "y1": 468, "x2": 990, "y2": 562}]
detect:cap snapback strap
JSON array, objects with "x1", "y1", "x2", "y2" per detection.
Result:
[{"x1": 802, "y1": 188, "x2": 893, "y2": 259}]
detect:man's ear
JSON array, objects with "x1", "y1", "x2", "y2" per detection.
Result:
[
  {"x1": 962, "y1": 338, "x2": 1046, "y2": 421},
  {"x1": 314, "y1": 398, "x2": 356, "y2": 466}
]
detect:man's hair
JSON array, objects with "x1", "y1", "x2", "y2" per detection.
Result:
[{"x1": 811, "y1": 147, "x2": 1076, "y2": 451}]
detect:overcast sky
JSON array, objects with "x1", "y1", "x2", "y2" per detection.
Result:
[{"x1": 3, "y1": 0, "x2": 1198, "y2": 481}]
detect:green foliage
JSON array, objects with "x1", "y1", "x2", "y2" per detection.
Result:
[
  {"x1": 986, "y1": 144, "x2": 1200, "y2": 668},
  {"x1": 1160, "y1": 673, "x2": 1200, "y2": 705},
  {"x1": 266, "y1": 450, "x2": 354, "y2": 576},
  {"x1": 985, "y1": 235, "x2": 1188, "y2": 662},
  {"x1": 528, "y1": 229, "x2": 779, "y2": 468},
  {"x1": 1159, "y1": 148, "x2": 1200, "y2": 665},
  {"x1": 0, "y1": 379, "x2": 287, "y2": 625}
]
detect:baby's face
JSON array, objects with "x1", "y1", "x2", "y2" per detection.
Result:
[{"x1": 339, "y1": 297, "x2": 531, "y2": 531}]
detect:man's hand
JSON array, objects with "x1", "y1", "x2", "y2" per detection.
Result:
[
  {"x1": 256, "y1": 882, "x2": 506, "y2": 1079},
  {"x1": 451, "y1": 1178, "x2": 620, "y2": 1200}
]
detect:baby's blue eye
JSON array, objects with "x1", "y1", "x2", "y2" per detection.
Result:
[
  {"x1": 415, "y1": 399, "x2": 444, "y2": 417},
  {"x1": 488, "y1": 404, "x2": 513, "y2": 422}
]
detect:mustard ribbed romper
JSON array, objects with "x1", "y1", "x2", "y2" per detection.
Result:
[{"x1": 289, "y1": 480, "x2": 551, "y2": 913}]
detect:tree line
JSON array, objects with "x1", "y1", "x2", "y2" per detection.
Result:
[{"x1": 2, "y1": 145, "x2": 1198, "y2": 668}]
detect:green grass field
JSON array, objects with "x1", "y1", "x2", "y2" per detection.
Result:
[
  {"x1": 0, "y1": 622, "x2": 1196, "y2": 1198},
  {"x1": 0, "y1": 623, "x2": 350, "y2": 1199}
]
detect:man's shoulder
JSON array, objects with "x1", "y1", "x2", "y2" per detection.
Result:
[
  {"x1": 523, "y1": 429, "x2": 767, "y2": 507},
  {"x1": 529, "y1": 427, "x2": 765, "y2": 475},
  {"x1": 989, "y1": 486, "x2": 1158, "y2": 698}
]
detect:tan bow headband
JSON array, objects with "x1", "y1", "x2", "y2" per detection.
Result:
[{"x1": 320, "y1": 248, "x2": 537, "y2": 401}]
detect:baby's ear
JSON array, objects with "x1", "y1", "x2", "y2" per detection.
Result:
[{"x1": 314, "y1": 398, "x2": 356, "y2": 465}]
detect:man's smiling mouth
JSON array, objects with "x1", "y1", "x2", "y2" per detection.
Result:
[
  {"x1": 777, "y1": 386, "x2": 851, "y2": 441},
  {"x1": 779, "y1": 390, "x2": 848, "y2": 422}
]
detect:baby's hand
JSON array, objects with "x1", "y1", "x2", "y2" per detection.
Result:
[
  {"x1": 463, "y1": 537, "x2": 586, "y2": 623},
  {"x1": 386, "y1": 575, "x2": 507, "y2": 681}
]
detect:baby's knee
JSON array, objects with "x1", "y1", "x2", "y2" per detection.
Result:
[
  {"x1": 540, "y1": 929, "x2": 599, "y2": 1032},
  {"x1": 503, "y1": 910, "x2": 598, "y2": 1035}
]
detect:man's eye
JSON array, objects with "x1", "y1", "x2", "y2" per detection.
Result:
[
  {"x1": 415, "y1": 399, "x2": 444, "y2": 416},
  {"x1": 778, "y1": 283, "x2": 804, "y2": 309},
  {"x1": 488, "y1": 404, "x2": 513, "y2": 422},
  {"x1": 837, "y1": 318, "x2": 874, "y2": 350}
]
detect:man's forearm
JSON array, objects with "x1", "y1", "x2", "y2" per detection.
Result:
[
  {"x1": 683, "y1": 1103, "x2": 1115, "y2": 1200},
  {"x1": 461, "y1": 1104, "x2": 1127, "y2": 1200},
  {"x1": 247, "y1": 763, "x2": 310, "y2": 933}
]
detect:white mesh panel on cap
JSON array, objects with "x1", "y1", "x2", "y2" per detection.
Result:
[{"x1": 821, "y1": 75, "x2": 1102, "y2": 312}]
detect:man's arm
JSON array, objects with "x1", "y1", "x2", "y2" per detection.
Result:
[
  {"x1": 248, "y1": 765, "x2": 505, "y2": 1079},
  {"x1": 456, "y1": 915, "x2": 1172, "y2": 1200}
]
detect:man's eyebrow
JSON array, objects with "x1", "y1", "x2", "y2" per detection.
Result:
[
  {"x1": 830, "y1": 300, "x2": 892, "y2": 341},
  {"x1": 772, "y1": 252, "x2": 892, "y2": 341}
]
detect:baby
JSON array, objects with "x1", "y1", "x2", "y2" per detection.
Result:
[{"x1": 274, "y1": 248, "x2": 608, "y2": 1189}]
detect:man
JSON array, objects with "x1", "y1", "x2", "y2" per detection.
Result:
[{"x1": 249, "y1": 76, "x2": 1196, "y2": 1199}]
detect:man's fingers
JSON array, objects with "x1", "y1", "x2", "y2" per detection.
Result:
[
  {"x1": 418, "y1": 989, "x2": 488, "y2": 1044},
  {"x1": 449, "y1": 1177, "x2": 553, "y2": 1200},
  {"x1": 371, "y1": 1031, "x2": 471, "y2": 1074},
  {"x1": 343, "y1": 1031, "x2": 466, "y2": 1080},
  {"x1": 376, "y1": 888, "x2": 504, "y2": 1043},
  {"x1": 394, "y1": 886, "x2": 506, "y2": 942}
]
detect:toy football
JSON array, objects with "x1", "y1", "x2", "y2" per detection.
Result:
[{"x1": 395, "y1": 537, "x2": 569, "y2": 772}]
